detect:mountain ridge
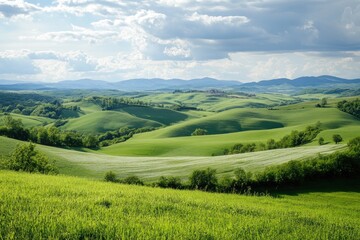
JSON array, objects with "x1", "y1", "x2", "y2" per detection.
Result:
[{"x1": 0, "y1": 75, "x2": 359, "y2": 92}]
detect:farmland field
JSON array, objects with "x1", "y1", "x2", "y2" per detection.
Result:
[{"x1": 0, "y1": 171, "x2": 359, "y2": 239}]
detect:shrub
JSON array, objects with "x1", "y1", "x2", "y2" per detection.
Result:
[
  {"x1": 191, "y1": 128, "x2": 207, "y2": 136},
  {"x1": 6, "y1": 143, "x2": 58, "y2": 174},
  {"x1": 104, "y1": 171, "x2": 117, "y2": 182},
  {"x1": 121, "y1": 176, "x2": 144, "y2": 185},
  {"x1": 157, "y1": 176, "x2": 183, "y2": 189},
  {"x1": 189, "y1": 168, "x2": 218, "y2": 191},
  {"x1": 318, "y1": 137, "x2": 325, "y2": 145}
]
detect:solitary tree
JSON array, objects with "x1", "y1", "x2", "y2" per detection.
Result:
[
  {"x1": 191, "y1": 128, "x2": 207, "y2": 136},
  {"x1": 318, "y1": 137, "x2": 325, "y2": 145},
  {"x1": 332, "y1": 134, "x2": 343, "y2": 144},
  {"x1": 321, "y1": 98, "x2": 328, "y2": 107},
  {"x1": 7, "y1": 143, "x2": 58, "y2": 174}
]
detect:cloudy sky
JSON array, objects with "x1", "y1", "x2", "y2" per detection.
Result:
[{"x1": 0, "y1": 0, "x2": 359, "y2": 82}]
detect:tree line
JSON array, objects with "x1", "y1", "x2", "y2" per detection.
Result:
[
  {"x1": 337, "y1": 98, "x2": 360, "y2": 118},
  {"x1": 0, "y1": 92, "x2": 81, "y2": 119},
  {"x1": 0, "y1": 116, "x2": 155, "y2": 148},
  {"x1": 219, "y1": 123, "x2": 321, "y2": 155}
]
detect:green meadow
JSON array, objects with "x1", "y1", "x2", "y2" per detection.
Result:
[{"x1": 0, "y1": 171, "x2": 359, "y2": 239}]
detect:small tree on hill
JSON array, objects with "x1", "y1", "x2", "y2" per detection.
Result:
[
  {"x1": 191, "y1": 128, "x2": 207, "y2": 136},
  {"x1": 6, "y1": 143, "x2": 58, "y2": 174},
  {"x1": 321, "y1": 98, "x2": 327, "y2": 107},
  {"x1": 318, "y1": 137, "x2": 325, "y2": 145},
  {"x1": 332, "y1": 134, "x2": 343, "y2": 144}
]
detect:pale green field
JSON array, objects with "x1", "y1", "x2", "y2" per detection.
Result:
[
  {"x1": 0, "y1": 171, "x2": 359, "y2": 239},
  {"x1": 0, "y1": 136, "x2": 346, "y2": 181},
  {"x1": 138, "y1": 92, "x2": 299, "y2": 111}
]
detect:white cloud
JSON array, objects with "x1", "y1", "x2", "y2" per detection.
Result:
[
  {"x1": 23, "y1": 25, "x2": 119, "y2": 43},
  {"x1": 188, "y1": 12, "x2": 249, "y2": 26}
]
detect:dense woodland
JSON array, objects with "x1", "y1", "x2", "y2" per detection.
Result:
[{"x1": 337, "y1": 98, "x2": 360, "y2": 118}]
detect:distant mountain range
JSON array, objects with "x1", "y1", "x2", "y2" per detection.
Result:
[{"x1": 0, "y1": 76, "x2": 359, "y2": 93}]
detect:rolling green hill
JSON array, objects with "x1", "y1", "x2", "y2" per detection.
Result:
[
  {"x1": 60, "y1": 111, "x2": 164, "y2": 133},
  {"x1": 0, "y1": 171, "x2": 359, "y2": 239},
  {"x1": 137, "y1": 92, "x2": 300, "y2": 111},
  {"x1": 101, "y1": 106, "x2": 359, "y2": 156}
]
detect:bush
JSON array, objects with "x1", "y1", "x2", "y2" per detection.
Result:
[
  {"x1": 332, "y1": 134, "x2": 343, "y2": 144},
  {"x1": 318, "y1": 137, "x2": 325, "y2": 145},
  {"x1": 157, "y1": 176, "x2": 183, "y2": 189},
  {"x1": 104, "y1": 171, "x2": 117, "y2": 182},
  {"x1": 121, "y1": 176, "x2": 144, "y2": 185},
  {"x1": 191, "y1": 128, "x2": 207, "y2": 136},
  {"x1": 189, "y1": 168, "x2": 218, "y2": 191},
  {"x1": 5, "y1": 143, "x2": 58, "y2": 174}
]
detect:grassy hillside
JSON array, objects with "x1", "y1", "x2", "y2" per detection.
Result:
[
  {"x1": 0, "y1": 136, "x2": 346, "y2": 181},
  {"x1": 101, "y1": 106, "x2": 359, "y2": 156},
  {"x1": 115, "y1": 105, "x2": 191, "y2": 125},
  {"x1": 0, "y1": 171, "x2": 359, "y2": 239},
  {"x1": 61, "y1": 111, "x2": 163, "y2": 133}
]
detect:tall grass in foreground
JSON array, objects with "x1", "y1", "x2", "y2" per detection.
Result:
[{"x1": 0, "y1": 171, "x2": 359, "y2": 239}]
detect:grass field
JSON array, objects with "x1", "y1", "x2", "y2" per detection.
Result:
[
  {"x1": 0, "y1": 136, "x2": 346, "y2": 181},
  {"x1": 0, "y1": 171, "x2": 359, "y2": 239}
]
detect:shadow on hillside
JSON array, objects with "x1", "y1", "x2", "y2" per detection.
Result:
[{"x1": 269, "y1": 178, "x2": 360, "y2": 197}]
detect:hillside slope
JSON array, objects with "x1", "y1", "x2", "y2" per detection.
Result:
[
  {"x1": 101, "y1": 106, "x2": 359, "y2": 156},
  {"x1": 0, "y1": 136, "x2": 346, "y2": 181}
]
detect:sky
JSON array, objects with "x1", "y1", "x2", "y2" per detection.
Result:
[{"x1": 0, "y1": 0, "x2": 359, "y2": 82}]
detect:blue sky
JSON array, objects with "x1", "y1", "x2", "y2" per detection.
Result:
[{"x1": 0, "y1": 0, "x2": 359, "y2": 82}]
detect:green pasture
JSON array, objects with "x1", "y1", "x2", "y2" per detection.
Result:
[{"x1": 0, "y1": 171, "x2": 359, "y2": 239}]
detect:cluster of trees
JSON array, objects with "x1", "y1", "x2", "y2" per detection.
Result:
[
  {"x1": 85, "y1": 96, "x2": 152, "y2": 110},
  {"x1": 98, "y1": 127, "x2": 156, "y2": 147},
  {"x1": 104, "y1": 171, "x2": 144, "y2": 185},
  {"x1": 191, "y1": 128, "x2": 208, "y2": 136},
  {"x1": 0, "y1": 116, "x2": 155, "y2": 149},
  {"x1": 105, "y1": 136, "x2": 360, "y2": 194},
  {"x1": 0, "y1": 143, "x2": 58, "y2": 175},
  {"x1": 0, "y1": 116, "x2": 98, "y2": 148},
  {"x1": 221, "y1": 123, "x2": 321, "y2": 155},
  {"x1": 337, "y1": 98, "x2": 360, "y2": 118},
  {"x1": 223, "y1": 143, "x2": 257, "y2": 155},
  {"x1": 315, "y1": 98, "x2": 328, "y2": 108},
  {"x1": 0, "y1": 92, "x2": 80, "y2": 119}
]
